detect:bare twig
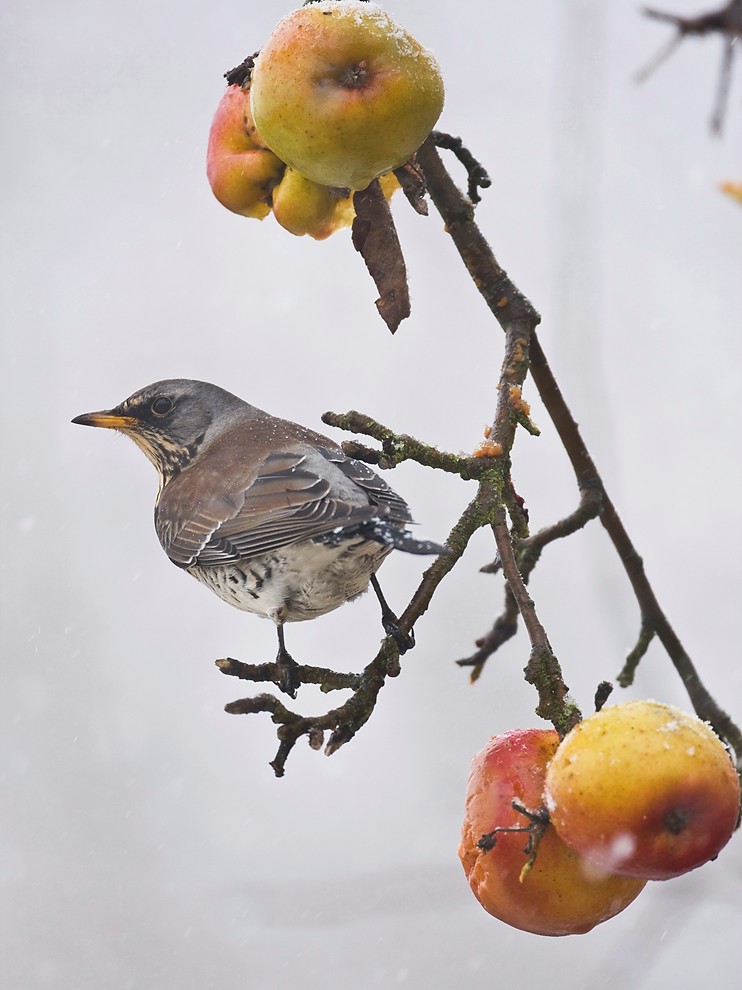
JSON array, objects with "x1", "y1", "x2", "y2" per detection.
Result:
[
  {"x1": 642, "y1": 2, "x2": 740, "y2": 34},
  {"x1": 711, "y1": 35, "x2": 737, "y2": 132},
  {"x1": 216, "y1": 656, "x2": 362, "y2": 692},
  {"x1": 457, "y1": 592, "x2": 520, "y2": 681},
  {"x1": 321, "y1": 410, "x2": 478, "y2": 476},
  {"x1": 222, "y1": 639, "x2": 398, "y2": 776},
  {"x1": 634, "y1": 31, "x2": 686, "y2": 83},
  {"x1": 460, "y1": 485, "x2": 603, "y2": 673},
  {"x1": 416, "y1": 139, "x2": 540, "y2": 331},
  {"x1": 637, "y1": 2, "x2": 742, "y2": 133},
  {"x1": 492, "y1": 506, "x2": 581, "y2": 734},
  {"x1": 430, "y1": 131, "x2": 492, "y2": 203}
]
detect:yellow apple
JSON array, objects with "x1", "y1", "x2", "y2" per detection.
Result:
[
  {"x1": 459, "y1": 728, "x2": 646, "y2": 936},
  {"x1": 272, "y1": 166, "x2": 355, "y2": 239},
  {"x1": 206, "y1": 84, "x2": 285, "y2": 218},
  {"x1": 250, "y1": 0, "x2": 445, "y2": 190},
  {"x1": 271, "y1": 166, "x2": 398, "y2": 238},
  {"x1": 376, "y1": 170, "x2": 401, "y2": 201},
  {"x1": 545, "y1": 700, "x2": 741, "y2": 881}
]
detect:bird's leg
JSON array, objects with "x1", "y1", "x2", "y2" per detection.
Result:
[
  {"x1": 370, "y1": 574, "x2": 415, "y2": 654},
  {"x1": 274, "y1": 624, "x2": 300, "y2": 698}
]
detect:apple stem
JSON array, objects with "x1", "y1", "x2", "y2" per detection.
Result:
[
  {"x1": 223, "y1": 54, "x2": 257, "y2": 88},
  {"x1": 594, "y1": 681, "x2": 614, "y2": 712},
  {"x1": 478, "y1": 801, "x2": 551, "y2": 876},
  {"x1": 338, "y1": 60, "x2": 369, "y2": 89}
]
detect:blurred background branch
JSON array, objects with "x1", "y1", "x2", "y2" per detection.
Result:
[{"x1": 637, "y1": 1, "x2": 742, "y2": 133}]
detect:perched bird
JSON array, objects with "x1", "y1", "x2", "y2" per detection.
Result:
[{"x1": 72, "y1": 379, "x2": 445, "y2": 694}]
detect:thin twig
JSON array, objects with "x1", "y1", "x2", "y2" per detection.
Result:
[
  {"x1": 617, "y1": 622, "x2": 656, "y2": 687},
  {"x1": 634, "y1": 32, "x2": 685, "y2": 83},
  {"x1": 457, "y1": 593, "x2": 519, "y2": 681},
  {"x1": 216, "y1": 657, "x2": 362, "y2": 692},
  {"x1": 711, "y1": 35, "x2": 736, "y2": 133},
  {"x1": 637, "y1": 2, "x2": 742, "y2": 133},
  {"x1": 492, "y1": 506, "x2": 581, "y2": 735},
  {"x1": 430, "y1": 131, "x2": 492, "y2": 203},
  {"x1": 321, "y1": 410, "x2": 479, "y2": 476},
  {"x1": 223, "y1": 639, "x2": 398, "y2": 776},
  {"x1": 460, "y1": 485, "x2": 603, "y2": 673}
]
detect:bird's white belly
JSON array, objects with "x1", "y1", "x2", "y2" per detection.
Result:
[{"x1": 188, "y1": 538, "x2": 391, "y2": 624}]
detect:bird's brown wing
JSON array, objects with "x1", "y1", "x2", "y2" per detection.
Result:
[{"x1": 156, "y1": 448, "x2": 398, "y2": 568}]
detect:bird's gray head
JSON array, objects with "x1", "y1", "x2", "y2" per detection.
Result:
[{"x1": 72, "y1": 379, "x2": 247, "y2": 485}]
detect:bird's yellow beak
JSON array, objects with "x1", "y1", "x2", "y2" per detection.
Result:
[{"x1": 71, "y1": 410, "x2": 139, "y2": 431}]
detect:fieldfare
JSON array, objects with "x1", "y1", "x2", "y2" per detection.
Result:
[{"x1": 73, "y1": 379, "x2": 445, "y2": 694}]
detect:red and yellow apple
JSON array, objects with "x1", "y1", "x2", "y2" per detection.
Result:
[
  {"x1": 206, "y1": 84, "x2": 284, "y2": 219},
  {"x1": 249, "y1": 0, "x2": 445, "y2": 190},
  {"x1": 545, "y1": 700, "x2": 741, "y2": 881},
  {"x1": 459, "y1": 728, "x2": 646, "y2": 936}
]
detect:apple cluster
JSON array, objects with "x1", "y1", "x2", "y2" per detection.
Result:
[
  {"x1": 459, "y1": 701, "x2": 741, "y2": 936},
  {"x1": 206, "y1": 82, "x2": 357, "y2": 240},
  {"x1": 206, "y1": 1, "x2": 444, "y2": 239}
]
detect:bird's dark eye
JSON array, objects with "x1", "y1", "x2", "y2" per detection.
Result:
[{"x1": 151, "y1": 396, "x2": 174, "y2": 416}]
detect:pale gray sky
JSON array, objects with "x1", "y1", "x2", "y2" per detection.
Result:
[{"x1": 2, "y1": 1, "x2": 741, "y2": 987}]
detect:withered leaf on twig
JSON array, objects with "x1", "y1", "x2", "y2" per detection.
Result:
[{"x1": 351, "y1": 180, "x2": 411, "y2": 333}]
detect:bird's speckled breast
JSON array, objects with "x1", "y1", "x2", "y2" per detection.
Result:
[{"x1": 187, "y1": 535, "x2": 392, "y2": 624}]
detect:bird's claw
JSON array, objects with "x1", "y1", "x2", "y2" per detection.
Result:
[
  {"x1": 383, "y1": 618, "x2": 415, "y2": 655},
  {"x1": 274, "y1": 649, "x2": 301, "y2": 698}
]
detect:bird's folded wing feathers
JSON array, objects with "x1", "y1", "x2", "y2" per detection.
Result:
[
  {"x1": 323, "y1": 449, "x2": 413, "y2": 523},
  {"x1": 156, "y1": 449, "x2": 407, "y2": 567}
]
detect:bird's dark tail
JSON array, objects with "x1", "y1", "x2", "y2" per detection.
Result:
[{"x1": 365, "y1": 520, "x2": 448, "y2": 556}]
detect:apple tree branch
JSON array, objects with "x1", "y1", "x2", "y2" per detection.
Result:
[{"x1": 218, "y1": 132, "x2": 741, "y2": 777}]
